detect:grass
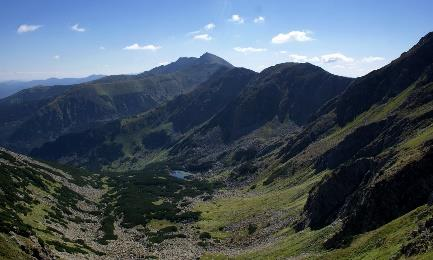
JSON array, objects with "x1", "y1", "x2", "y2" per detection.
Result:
[
  {"x1": 194, "y1": 170, "x2": 323, "y2": 240},
  {"x1": 0, "y1": 233, "x2": 32, "y2": 260},
  {"x1": 294, "y1": 84, "x2": 415, "y2": 165},
  {"x1": 203, "y1": 205, "x2": 432, "y2": 260},
  {"x1": 401, "y1": 122, "x2": 433, "y2": 149},
  {"x1": 315, "y1": 205, "x2": 432, "y2": 260},
  {"x1": 146, "y1": 219, "x2": 174, "y2": 231},
  {"x1": 0, "y1": 149, "x2": 107, "y2": 258}
]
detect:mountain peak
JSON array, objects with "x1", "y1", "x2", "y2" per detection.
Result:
[
  {"x1": 199, "y1": 52, "x2": 215, "y2": 59},
  {"x1": 198, "y1": 52, "x2": 234, "y2": 67},
  {"x1": 143, "y1": 53, "x2": 233, "y2": 76}
]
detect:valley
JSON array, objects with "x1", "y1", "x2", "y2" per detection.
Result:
[{"x1": 1, "y1": 21, "x2": 433, "y2": 260}]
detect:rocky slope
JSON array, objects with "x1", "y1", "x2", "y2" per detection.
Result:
[
  {"x1": 294, "y1": 32, "x2": 433, "y2": 246},
  {"x1": 0, "y1": 147, "x2": 219, "y2": 259}
]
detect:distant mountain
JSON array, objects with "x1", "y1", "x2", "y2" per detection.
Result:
[
  {"x1": 0, "y1": 53, "x2": 233, "y2": 152},
  {"x1": 0, "y1": 74, "x2": 104, "y2": 99},
  {"x1": 32, "y1": 63, "x2": 351, "y2": 171},
  {"x1": 32, "y1": 67, "x2": 256, "y2": 170}
]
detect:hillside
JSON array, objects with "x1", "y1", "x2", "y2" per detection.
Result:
[
  {"x1": 32, "y1": 63, "x2": 351, "y2": 171},
  {"x1": 32, "y1": 67, "x2": 257, "y2": 170},
  {"x1": 0, "y1": 147, "x2": 220, "y2": 259},
  {"x1": 0, "y1": 53, "x2": 232, "y2": 153}
]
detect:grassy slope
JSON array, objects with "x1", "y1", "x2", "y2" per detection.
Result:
[
  {"x1": 0, "y1": 149, "x2": 104, "y2": 257},
  {"x1": 199, "y1": 82, "x2": 433, "y2": 259}
]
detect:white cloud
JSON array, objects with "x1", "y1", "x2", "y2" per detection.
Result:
[
  {"x1": 53, "y1": 55, "x2": 60, "y2": 60},
  {"x1": 254, "y1": 16, "x2": 265, "y2": 23},
  {"x1": 283, "y1": 52, "x2": 353, "y2": 64},
  {"x1": 187, "y1": 30, "x2": 201, "y2": 36},
  {"x1": 309, "y1": 56, "x2": 320, "y2": 63},
  {"x1": 279, "y1": 51, "x2": 288, "y2": 54},
  {"x1": 158, "y1": 61, "x2": 169, "y2": 66},
  {"x1": 71, "y1": 23, "x2": 86, "y2": 32},
  {"x1": 17, "y1": 24, "x2": 42, "y2": 34},
  {"x1": 193, "y1": 34, "x2": 212, "y2": 41},
  {"x1": 333, "y1": 64, "x2": 346, "y2": 69},
  {"x1": 361, "y1": 56, "x2": 385, "y2": 63},
  {"x1": 188, "y1": 23, "x2": 215, "y2": 38},
  {"x1": 288, "y1": 54, "x2": 309, "y2": 63},
  {"x1": 99, "y1": 46, "x2": 105, "y2": 50},
  {"x1": 123, "y1": 43, "x2": 161, "y2": 51},
  {"x1": 271, "y1": 30, "x2": 313, "y2": 44},
  {"x1": 229, "y1": 14, "x2": 244, "y2": 24},
  {"x1": 204, "y1": 23, "x2": 215, "y2": 30},
  {"x1": 234, "y1": 47, "x2": 267, "y2": 53},
  {"x1": 320, "y1": 53, "x2": 354, "y2": 63}
]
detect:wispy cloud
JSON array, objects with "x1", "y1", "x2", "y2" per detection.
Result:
[
  {"x1": 228, "y1": 14, "x2": 244, "y2": 24},
  {"x1": 187, "y1": 30, "x2": 201, "y2": 36},
  {"x1": 53, "y1": 55, "x2": 60, "y2": 60},
  {"x1": 99, "y1": 46, "x2": 105, "y2": 50},
  {"x1": 320, "y1": 53, "x2": 354, "y2": 63},
  {"x1": 71, "y1": 23, "x2": 86, "y2": 32},
  {"x1": 193, "y1": 34, "x2": 212, "y2": 41},
  {"x1": 123, "y1": 43, "x2": 161, "y2": 51},
  {"x1": 288, "y1": 54, "x2": 309, "y2": 63},
  {"x1": 254, "y1": 16, "x2": 265, "y2": 24},
  {"x1": 204, "y1": 23, "x2": 216, "y2": 30},
  {"x1": 285, "y1": 52, "x2": 354, "y2": 64},
  {"x1": 361, "y1": 56, "x2": 385, "y2": 63},
  {"x1": 188, "y1": 23, "x2": 215, "y2": 39},
  {"x1": 17, "y1": 24, "x2": 42, "y2": 34},
  {"x1": 158, "y1": 61, "x2": 169, "y2": 66},
  {"x1": 272, "y1": 30, "x2": 313, "y2": 44},
  {"x1": 234, "y1": 47, "x2": 267, "y2": 53}
]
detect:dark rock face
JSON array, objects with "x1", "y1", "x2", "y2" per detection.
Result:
[
  {"x1": 301, "y1": 158, "x2": 376, "y2": 230},
  {"x1": 315, "y1": 121, "x2": 387, "y2": 171},
  {"x1": 339, "y1": 148, "x2": 433, "y2": 236},
  {"x1": 301, "y1": 146, "x2": 433, "y2": 248}
]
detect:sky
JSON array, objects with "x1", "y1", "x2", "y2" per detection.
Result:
[{"x1": 1, "y1": 0, "x2": 433, "y2": 81}]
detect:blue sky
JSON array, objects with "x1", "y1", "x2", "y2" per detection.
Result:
[{"x1": 1, "y1": 0, "x2": 432, "y2": 81}]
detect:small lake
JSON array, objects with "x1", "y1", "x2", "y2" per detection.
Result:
[{"x1": 170, "y1": 170, "x2": 193, "y2": 180}]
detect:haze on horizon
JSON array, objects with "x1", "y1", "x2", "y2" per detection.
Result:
[{"x1": 1, "y1": 0, "x2": 432, "y2": 81}]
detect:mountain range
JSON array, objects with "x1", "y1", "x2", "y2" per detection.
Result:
[
  {"x1": 0, "y1": 75, "x2": 105, "y2": 99},
  {"x1": 0, "y1": 52, "x2": 232, "y2": 153},
  {"x1": 1, "y1": 33, "x2": 433, "y2": 259}
]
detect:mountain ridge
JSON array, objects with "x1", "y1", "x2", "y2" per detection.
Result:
[{"x1": 0, "y1": 53, "x2": 233, "y2": 153}]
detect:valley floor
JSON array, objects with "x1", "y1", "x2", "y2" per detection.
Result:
[{"x1": 1, "y1": 147, "x2": 433, "y2": 260}]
